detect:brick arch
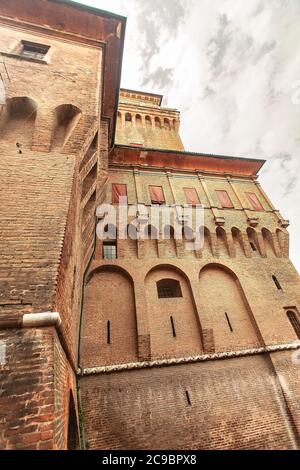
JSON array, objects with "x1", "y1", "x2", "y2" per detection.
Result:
[
  {"x1": 198, "y1": 263, "x2": 262, "y2": 352},
  {"x1": 261, "y1": 227, "x2": 276, "y2": 257},
  {"x1": 247, "y1": 227, "x2": 261, "y2": 256},
  {"x1": 231, "y1": 226, "x2": 245, "y2": 256},
  {"x1": 216, "y1": 226, "x2": 229, "y2": 257},
  {"x1": 67, "y1": 390, "x2": 79, "y2": 450},
  {"x1": 0, "y1": 96, "x2": 37, "y2": 148},
  {"x1": 51, "y1": 103, "x2": 82, "y2": 150},
  {"x1": 144, "y1": 264, "x2": 202, "y2": 359},
  {"x1": 81, "y1": 264, "x2": 138, "y2": 367}
]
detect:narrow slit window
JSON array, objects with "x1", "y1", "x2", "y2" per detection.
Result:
[
  {"x1": 102, "y1": 241, "x2": 117, "y2": 259},
  {"x1": 272, "y1": 275, "x2": 282, "y2": 290},
  {"x1": 250, "y1": 242, "x2": 257, "y2": 252},
  {"x1": 225, "y1": 312, "x2": 233, "y2": 332},
  {"x1": 185, "y1": 390, "x2": 192, "y2": 406},
  {"x1": 170, "y1": 316, "x2": 176, "y2": 337},
  {"x1": 107, "y1": 320, "x2": 111, "y2": 344}
]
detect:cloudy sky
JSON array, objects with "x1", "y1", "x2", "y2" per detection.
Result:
[{"x1": 75, "y1": 0, "x2": 300, "y2": 270}]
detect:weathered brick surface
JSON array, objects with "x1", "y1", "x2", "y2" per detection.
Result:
[
  {"x1": 0, "y1": 327, "x2": 77, "y2": 450},
  {"x1": 79, "y1": 354, "x2": 298, "y2": 450}
]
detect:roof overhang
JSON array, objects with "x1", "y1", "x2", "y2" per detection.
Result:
[
  {"x1": 0, "y1": 0, "x2": 126, "y2": 147},
  {"x1": 111, "y1": 145, "x2": 265, "y2": 177}
]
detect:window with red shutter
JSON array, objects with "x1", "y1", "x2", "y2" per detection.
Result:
[
  {"x1": 112, "y1": 183, "x2": 127, "y2": 204},
  {"x1": 216, "y1": 190, "x2": 234, "y2": 208},
  {"x1": 183, "y1": 188, "x2": 200, "y2": 206},
  {"x1": 246, "y1": 192, "x2": 264, "y2": 211},
  {"x1": 149, "y1": 186, "x2": 165, "y2": 204}
]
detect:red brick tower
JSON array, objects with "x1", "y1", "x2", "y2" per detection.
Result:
[{"x1": 79, "y1": 89, "x2": 300, "y2": 450}]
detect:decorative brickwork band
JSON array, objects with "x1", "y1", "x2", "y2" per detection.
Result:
[{"x1": 81, "y1": 341, "x2": 300, "y2": 375}]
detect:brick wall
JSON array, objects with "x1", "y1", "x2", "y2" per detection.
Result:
[{"x1": 79, "y1": 354, "x2": 298, "y2": 450}]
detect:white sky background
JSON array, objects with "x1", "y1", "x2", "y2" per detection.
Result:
[{"x1": 74, "y1": 0, "x2": 300, "y2": 271}]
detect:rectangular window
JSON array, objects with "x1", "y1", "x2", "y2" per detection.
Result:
[
  {"x1": 102, "y1": 241, "x2": 117, "y2": 259},
  {"x1": 149, "y1": 185, "x2": 165, "y2": 204},
  {"x1": 216, "y1": 190, "x2": 234, "y2": 209},
  {"x1": 246, "y1": 192, "x2": 264, "y2": 211},
  {"x1": 183, "y1": 188, "x2": 200, "y2": 205},
  {"x1": 20, "y1": 41, "x2": 50, "y2": 60},
  {"x1": 112, "y1": 183, "x2": 127, "y2": 204}
]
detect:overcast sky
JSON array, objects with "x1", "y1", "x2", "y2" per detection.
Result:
[{"x1": 74, "y1": 0, "x2": 300, "y2": 271}]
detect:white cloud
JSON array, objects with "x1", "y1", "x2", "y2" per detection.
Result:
[{"x1": 74, "y1": 0, "x2": 300, "y2": 271}]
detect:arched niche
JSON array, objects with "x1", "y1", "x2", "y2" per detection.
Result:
[
  {"x1": 145, "y1": 265, "x2": 202, "y2": 359},
  {"x1": 216, "y1": 227, "x2": 229, "y2": 257},
  {"x1": 67, "y1": 391, "x2": 79, "y2": 450},
  {"x1": 198, "y1": 263, "x2": 261, "y2": 352},
  {"x1": 117, "y1": 111, "x2": 122, "y2": 127},
  {"x1": 81, "y1": 266, "x2": 138, "y2": 367},
  {"x1": 247, "y1": 227, "x2": 261, "y2": 256},
  {"x1": 163, "y1": 225, "x2": 177, "y2": 258},
  {"x1": 0, "y1": 96, "x2": 37, "y2": 148},
  {"x1": 121, "y1": 224, "x2": 138, "y2": 258},
  {"x1": 51, "y1": 104, "x2": 81, "y2": 150},
  {"x1": 135, "y1": 114, "x2": 142, "y2": 127},
  {"x1": 182, "y1": 225, "x2": 195, "y2": 258},
  {"x1": 231, "y1": 227, "x2": 245, "y2": 257},
  {"x1": 154, "y1": 116, "x2": 161, "y2": 128},
  {"x1": 142, "y1": 224, "x2": 158, "y2": 258},
  {"x1": 145, "y1": 115, "x2": 152, "y2": 127},
  {"x1": 262, "y1": 228, "x2": 276, "y2": 257},
  {"x1": 202, "y1": 227, "x2": 213, "y2": 257},
  {"x1": 164, "y1": 118, "x2": 171, "y2": 130}
]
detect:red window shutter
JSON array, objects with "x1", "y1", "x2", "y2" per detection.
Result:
[
  {"x1": 246, "y1": 192, "x2": 263, "y2": 211},
  {"x1": 183, "y1": 188, "x2": 200, "y2": 205},
  {"x1": 149, "y1": 186, "x2": 165, "y2": 204},
  {"x1": 112, "y1": 183, "x2": 127, "y2": 204},
  {"x1": 216, "y1": 190, "x2": 233, "y2": 208}
]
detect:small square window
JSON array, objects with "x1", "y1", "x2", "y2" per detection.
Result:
[
  {"x1": 103, "y1": 241, "x2": 117, "y2": 259},
  {"x1": 149, "y1": 185, "x2": 165, "y2": 205},
  {"x1": 20, "y1": 41, "x2": 50, "y2": 60}
]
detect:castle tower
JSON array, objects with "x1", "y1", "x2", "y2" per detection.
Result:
[
  {"x1": 116, "y1": 89, "x2": 184, "y2": 150},
  {"x1": 0, "y1": 0, "x2": 125, "y2": 450},
  {"x1": 0, "y1": 0, "x2": 300, "y2": 452},
  {"x1": 79, "y1": 89, "x2": 300, "y2": 450}
]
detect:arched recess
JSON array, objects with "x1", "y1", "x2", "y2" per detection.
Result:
[
  {"x1": 121, "y1": 223, "x2": 138, "y2": 258},
  {"x1": 162, "y1": 225, "x2": 177, "y2": 258},
  {"x1": 247, "y1": 227, "x2": 261, "y2": 256},
  {"x1": 142, "y1": 224, "x2": 158, "y2": 258},
  {"x1": 198, "y1": 264, "x2": 261, "y2": 352},
  {"x1": 67, "y1": 391, "x2": 79, "y2": 450},
  {"x1": 202, "y1": 227, "x2": 213, "y2": 257},
  {"x1": 231, "y1": 227, "x2": 245, "y2": 257},
  {"x1": 262, "y1": 228, "x2": 276, "y2": 257},
  {"x1": 145, "y1": 265, "x2": 202, "y2": 359},
  {"x1": 181, "y1": 225, "x2": 195, "y2": 258},
  {"x1": 164, "y1": 118, "x2": 171, "y2": 130},
  {"x1": 145, "y1": 115, "x2": 152, "y2": 127},
  {"x1": 216, "y1": 227, "x2": 229, "y2": 257},
  {"x1": 135, "y1": 114, "x2": 142, "y2": 127},
  {"x1": 51, "y1": 104, "x2": 82, "y2": 150},
  {"x1": 81, "y1": 266, "x2": 138, "y2": 366},
  {"x1": 0, "y1": 96, "x2": 37, "y2": 148},
  {"x1": 154, "y1": 117, "x2": 161, "y2": 128}
]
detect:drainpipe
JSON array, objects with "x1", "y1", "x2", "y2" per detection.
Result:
[{"x1": 0, "y1": 311, "x2": 77, "y2": 374}]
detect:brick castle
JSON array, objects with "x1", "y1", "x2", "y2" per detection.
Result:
[{"x1": 0, "y1": 0, "x2": 300, "y2": 450}]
